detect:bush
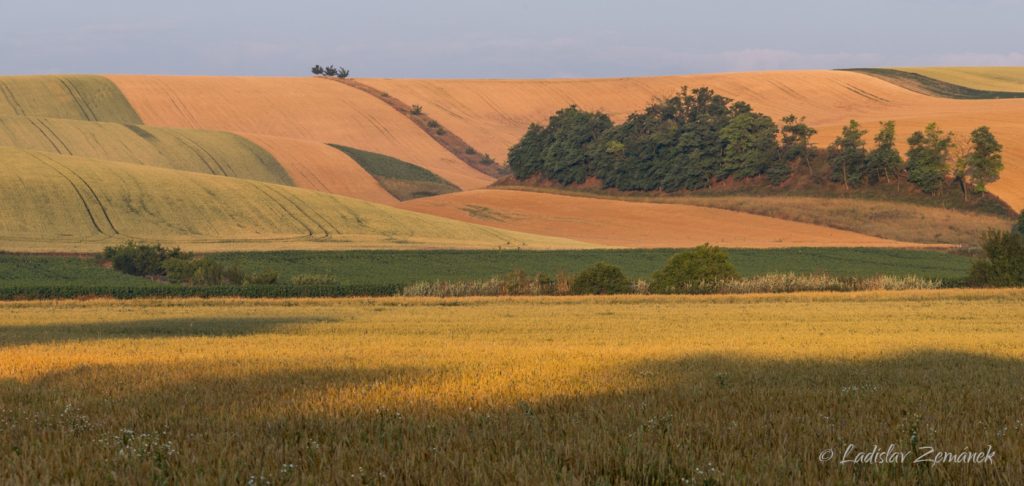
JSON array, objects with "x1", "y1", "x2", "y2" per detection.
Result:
[
  {"x1": 480, "y1": 154, "x2": 495, "y2": 165},
  {"x1": 968, "y1": 230, "x2": 1024, "y2": 286},
  {"x1": 465, "y1": 147, "x2": 477, "y2": 155},
  {"x1": 410, "y1": 105, "x2": 423, "y2": 115},
  {"x1": 163, "y1": 257, "x2": 243, "y2": 285},
  {"x1": 570, "y1": 263, "x2": 631, "y2": 295},
  {"x1": 245, "y1": 271, "x2": 279, "y2": 285},
  {"x1": 650, "y1": 244, "x2": 739, "y2": 294},
  {"x1": 102, "y1": 242, "x2": 189, "y2": 277},
  {"x1": 289, "y1": 274, "x2": 339, "y2": 286},
  {"x1": 427, "y1": 120, "x2": 440, "y2": 129},
  {"x1": 1015, "y1": 213, "x2": 1024, "y2": 237}
]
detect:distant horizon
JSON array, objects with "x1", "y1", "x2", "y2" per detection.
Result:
[
  {"x1": 3, "y1": 0, "x2": 1023, "y2": 78},
  {"x1": 6, "y1": 66, "x2": 1024, "y2": 81}
]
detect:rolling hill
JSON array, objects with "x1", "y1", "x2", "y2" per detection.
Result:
[
  {"x1": 106, "y1": 75, "x2": 495, "y2": 191},
  {"x1": 0, "y1": 146, "x2": 583, "y2": 252}
]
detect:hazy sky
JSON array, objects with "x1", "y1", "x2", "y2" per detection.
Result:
[{"x1": 2, "y1": 0, "x2": 1022, "y2": 78}]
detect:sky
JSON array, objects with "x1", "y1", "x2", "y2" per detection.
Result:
[{"x1": 2, "y1": 0, "x2": 1023, "y2": 78}]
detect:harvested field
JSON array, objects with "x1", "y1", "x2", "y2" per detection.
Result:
[
  {"x1": 501, "y1": 187, "x2": 1014, "y2": 245},
  {"x1": 0, "y1": 75, "x2": 141, "y2": 123},
  {"x1": 363, "y1": 71, "x2": 1024, "y2": 211},
  {"x1": 2, "y1": 290, "x2": 1022, "y2": 483},
  {"x1": 107, "y1": 75, "x2": 494, "y2": 190},
  {"x1": 0, "y1": 146, "x2": 585, "y2": 252},
  {"x1": 241, "y1": 133, "x2": 397, "y2": 204},
  {"x1": 400, "y1": 189, "x2": 920, "y2": 248},
  {"x1": 0, "y1": 116, "x2": 292, "y2": 185}
]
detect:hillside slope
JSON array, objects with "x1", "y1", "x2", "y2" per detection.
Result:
[
  {"x1": 0, "y1": 146, "x2": 585, "y2": 252},
  {"x1": 400, "y1": 189, "x2": 919, "y2": 248},
  {"x1": 0, "y1": 75, "x2": 141, "y2": 123},
  {"x1": 0, "y1": 116, "x2": 292, "y2": 185},
  {"x1": 363, "y1": 71, "x2": 1024, "y2": 211},
  {"x1": 107, "y1": 75, "x2": 494, "y2": 191}
]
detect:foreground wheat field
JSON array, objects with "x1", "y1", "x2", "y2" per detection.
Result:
[{"x1": 2, "y1": 291, "x2": 1022, "y2": 484}]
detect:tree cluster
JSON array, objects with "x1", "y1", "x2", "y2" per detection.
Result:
[
  {"x1": 509, "y1": 87, "x2": 793, "y2": 191},
  {"x1": 508, "y1": 86, "x2": 1004, "y2": 200},
  {"x1": 311, "y1": 65, "x2": 350, "y2": 79}
]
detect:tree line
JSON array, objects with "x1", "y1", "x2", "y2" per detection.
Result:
[
  {"x1": 508, "y1": 86, "x2": 1003, "y2": 200},
  {"x1": 311, "y1": 65, "x2": 350, "y2": 79}
]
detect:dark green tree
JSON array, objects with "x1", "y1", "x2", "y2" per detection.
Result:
[
  {"x1": 570, "y1": 262, "x2": 632, "y2": 295},
  {"x1": 906, "y1": 123, "x2": 952, "y2": 195},
  {"x1": 311, "y1": 65, "x2": 325, "y2": 76},
  {"x1": 719, "y1": 112, "x2": 785, "y2": 183},
  {"x1": 968, "y1": 230, "x2": 1024, "y2": 286},
  {"x1": 508, "y1": 124, "x2": 547, "y2": 180},
  {"x1": 866, "y1": 121, "x2": 903, "y2": 185},
  {"x1": 780, "y1": 115, "x2": 818, "y2": 177},
  {"x1": 954, "y1": 126, "x2": 1003, "y2": 200},
  {"x1": 538, "y1": 106, "x2": 613, "y2": 185},
  {"x1": 649, "y1": 244, "x2": 739, "y2": 294},
  {"x1": 324, "y1": 65, "x2": 339, "y2": 77},
  {"x1": 336, "y1": 67, "x2": 351, "y2": 79},
  {"x1": 827, "y1": 120, "x2": 869, "y2": 189}
]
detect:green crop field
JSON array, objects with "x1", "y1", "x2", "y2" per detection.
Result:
[
  {"x1": 209, "y1": 247, "x2": 972, "y2": 284},
  {"x1": 844, "y1": 68, "x2": 1024, "y2": 99},
  {"x1": 0, "y1": 116, "x2": 292, "y2": 184},
  {"x1": 332, "y1": 145, "x2": 459, "y2": 200},
  {"x1": 0, "y1": 75, "x2": 142, "y2": 123},
  {"x1": 0, "y1": 248, "x2": 970, "y2": 298},
  {"x1": 0, "y1": 146, "x2": 579, "y2": 252}
]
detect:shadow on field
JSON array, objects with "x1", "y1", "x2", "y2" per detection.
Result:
[
  {"x1": 0, "y1": 316, "x2": 320, "y2": 347},
  {"x1": 3, "y1": 351, "x2": 1022, "y2": 484}
]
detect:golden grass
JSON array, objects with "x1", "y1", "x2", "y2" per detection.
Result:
[
  {"x1": 0, "y1": 116, "x2": 292, "y2": 185},
  {"x1": 363, "y1": 71, "x2": 1024, "y2": 211},
  {"x1": 897, "y1": 67, "x2": 1024, "y2": 93},
  {"x1": 1, "y1": 290, "x2": 1022, "y2": 483},
  {"x1": 400, "y1": 189, "x2": 923, "y2": 248},
  {"x1": 0, "y1": 75, "x2": 142, "y2": 124},
  {"x1": 107, "y1": 75, "x2": 494, "y2": 191},
  {"x1": 0, "y1": 146, "x2": 587, "y2": 252}
]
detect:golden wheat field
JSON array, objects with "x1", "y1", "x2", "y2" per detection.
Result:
[{"x1": 1, "y1": 290, "x2": 1022, "y2": 484}]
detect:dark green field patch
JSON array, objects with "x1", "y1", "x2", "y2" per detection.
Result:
[{"x1": 330, "y1": 144, "x2": 459, "y2": 200}]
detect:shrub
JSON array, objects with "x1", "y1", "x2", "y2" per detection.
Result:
[
  {"x1": 163, "y1": 257, "x2": 243, "y2": 285},
  {"x1": 245, "y1": 271, "x2": 279, "y2": 285},
  {"x1": 436, "y1": 127, "x2": 446, "y2": 136},
  {"x1": 650, "y1": 244, "x2": 739, "y2": 294},
  {"x1": 427, "y1": 120, "x2": 440, "y2": 129},
  {"x1": 480, "y1": 154, "x2": 495, "y2": 165},
  {"x1": 465, "y1": 147, "x2": 477, "y2": 155},
  {"x1": 570, "y1": 263, "x2": 631, "y2": 295},
  {"x1": 289, "y1": 274, "x2": 339, "y2": 286},
  {"x1": 410, "y1": 105, "x2": 423, "y2": 115},
  {"x1": 968, "y1": 230, "x2": 1024, "y2": 286},
  {"x1": 1015, "y1": 213, "x2": 1024, "y2": 237},
  {"x1": 102, "y1": 242, "x2": 189, "y2": 277},
  {"x1": 335, "y1": 67, "x2": 350, "y2": 79}
]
